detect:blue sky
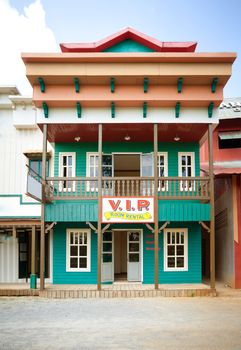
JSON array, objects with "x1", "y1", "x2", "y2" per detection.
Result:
[{"x1": 8, "y1": 0, "x2": 241, "y2": 97}]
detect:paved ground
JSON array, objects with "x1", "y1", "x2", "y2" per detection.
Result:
[{"x1": 0, "y1": 297, "x2": 241, "y2": 350}]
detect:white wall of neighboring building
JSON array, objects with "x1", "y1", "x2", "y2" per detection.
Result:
[{"x1": 0, "y1": 87, "x2": 53, "y2": 217}]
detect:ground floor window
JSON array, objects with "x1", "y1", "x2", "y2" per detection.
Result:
[
  {"x1": 164, "y1": 228, "x2": 188, "y2": 271},
  {"x1": 66, "y1": 229, "x2": 91, "y2": 272}
]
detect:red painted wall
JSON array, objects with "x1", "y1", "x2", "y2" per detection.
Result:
[{"x1": 235, "y1": 176, "x2": 241, "y2": 288}]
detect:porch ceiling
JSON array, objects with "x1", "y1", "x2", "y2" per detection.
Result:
[{"x1": 39, "y1": 123, "x2": 208, "y2": 143}]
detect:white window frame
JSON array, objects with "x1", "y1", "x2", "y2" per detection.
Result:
[
  {"x1": 59, "y1": 152, "x2": 76, "y2": 191},
  {"x1": 86, "y1": 152, "x2": 113, "y2": 191},
  {"x1": 158, "y1": 152, "x2": 168, "y2": 191},
  {"x1": 178, "y1": 152, "x2": 195, "y2": 191},
  {"x1": 66, "y1": 228, "x2": 91, "y2": 272},
  {"x1": 164, "y1": 228, "x2": 188, "y2": 272}
]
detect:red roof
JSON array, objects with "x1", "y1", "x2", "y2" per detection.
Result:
[{"x1": 60, "y1": 27, "x2": 197, "y2": 53}]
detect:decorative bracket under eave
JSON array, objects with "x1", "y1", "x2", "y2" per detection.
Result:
[
  {"x1": 145, "y1": 221, "x2": 170, "y2": 233},
  {"x1": 211, "y1": 77, "x2": 218, "y2": 93},
  {"x1": 86, "y1": 222, "x2": 110, "y2": 233},
  {"x1": 175, "y1": 102, "x2": 180, "y2": 118},
  {"x1": 45, "y1": 222, "x2": 57, "y2": 234},
  {"x1": 76, "y1": 102, "x2": 81, "y2": 118},
  {"x1": 208, "y1": 102, "x2": 214, "y2": 118},
  {"x1": 38, "y1": 77, "x2": 45, "y2": 93},
  {"x1": 199, "y1": 221, "x2": 210, "y2": 233},
  {"x1": 144, "y1": 77, "x2": 149, "y2": 93},
  {"x1": 111, "y1": 102, "x2": 115, "y2": 118},
  {"x1": 177, "y1": 77, "x2": 183, "y2": 93},
  {"x1": 74, "y1": 77, "x2": 80, "y2": 93},
  {"x1": 42, "y1": 102, "x2": 48, "y2": 118},
  {"x1": 110, "y1": 77, "x2": 115, "y2": 93},
  {"x1": 143, "y1": 102, "x2": 147, "y2": 118}
]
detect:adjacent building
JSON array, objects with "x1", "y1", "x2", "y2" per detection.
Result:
[{"x1": 201, "y1": 98, "x2": 241, "y2": 288}]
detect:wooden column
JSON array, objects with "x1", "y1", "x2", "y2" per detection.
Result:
[
  {"x1": 31, "y1": 225, "x2": 36, "y2": 274},
  {"x1": 208, "y1": 124, "x2": 215, "y2": 289},
  {"x1": 40, "y1": 123, "x2": 48, "y2": 291},
  {"x1": 154, "y1": 123, "x2": 159, "y2": 289},
  {"x1": 97, "y1": 124, "x2": 102, "y2": 290}
]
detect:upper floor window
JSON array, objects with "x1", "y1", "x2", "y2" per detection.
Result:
[
  {"x1": 218, "y1": 131, "x2": 241, "y2": 149},
  {"x1": 59, "y1": 153, "x2": 76, "y2": 190},
  {"x1": 158, "y1": 152, "x2": 168, "y2": 191},
  {"x1": 86, "y1": 153, "x2": 113, "y2": 177},
  {"x1": 29, "y1": 159, "x2": 49, "y2": 178},
  {"x1": 178, "y1": 152, "x2": 195, "y2": 191}
]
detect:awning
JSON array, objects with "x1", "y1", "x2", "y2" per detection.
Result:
[
  {"x1": 218, "y1": 131, "x2": 241, "y2": 140},
  {"x1": 200, "y1": 162, "x2": 241, "y2": 175}
]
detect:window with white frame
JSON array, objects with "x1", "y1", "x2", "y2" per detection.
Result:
[
  {"x1": 164, "y1": 228, "x2": 188, "y2": 271},
  {"x1": 178, "y1": 152, "x2": 195, "y2": 191},
  {"x1": 86, "y1": 153, "x2": 113, "y2": 191},
  {"x1": 59, "y1": 153, "x2": 76, "y2": 191},
  {"x1": 157, "y1": 152, "x2": 168, "y2": 191},
  {"x1": 66, "y1": 229, "x2": 91, "y2": 271}
]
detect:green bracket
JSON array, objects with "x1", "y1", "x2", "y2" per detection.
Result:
[
  {"x1": 144, "y1": 77, "x2": 149, "y2": 93},
  {"x1": 143, "y1": 102, "x2": 147, "y2": 118},
  {"x1": 42, "y1": 102, "x2": 48, "y2": 118},
  {"x1": 111, "y1": 102, "x2": 115, "y2": 118},
  {"x1": 74, "y1": 78, "x2": 80, "y2": 93},
  {"x1": 177, "y1": 77, "x2": 183, "y2": 93},
  {"x1": 211, "y1": 78, "x2": 218, "y2": 93},
  {"x1": 175, "y1": 102, "x2": 181, "y2": 118},
  {"x1": 175, "y1": 102, "x2": 180, "y2": 118},
  {"x1": 76, "y1": 102, "x2": 81, "y2": 118},
  {"x1": 110, "y1": 78, "x2": 115, "y2": 93},
  {"x1": 208, "y1": 102, "x2": 214, "y2": 118},
  {"x1": 38, "y1": 77, "x2": 45, "y2": 93}
]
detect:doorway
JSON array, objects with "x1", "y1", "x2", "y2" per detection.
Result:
[
  {"x1": 114, "y1": 231, "x2": 127, "y2": 281},
  {"x1": 114, "y1": 154, "x2": 140, "y2": 177}
]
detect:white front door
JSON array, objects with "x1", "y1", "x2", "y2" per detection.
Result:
[
  {"x1": 101, "y1": 231, "x2": 114, "y2": 282},
  {"x1": 127, "y1": 230, "x2": 141, "y2": 282}
]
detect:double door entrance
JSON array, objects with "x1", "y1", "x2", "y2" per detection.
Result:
[{"x1": 101, "y1": 229, "x2": 142, "y2": 283}]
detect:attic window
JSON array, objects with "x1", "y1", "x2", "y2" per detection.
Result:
[{"x1": 218, "y1": 131, "x2": 241, "y2": 149}]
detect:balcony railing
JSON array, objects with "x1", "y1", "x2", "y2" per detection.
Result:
[{"x1": 44, "y1": 176, "x2": 210, "y2": 202}]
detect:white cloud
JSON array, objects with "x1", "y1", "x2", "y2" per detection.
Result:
[{"x1": 0, "y1": 0, "x2": 58, "y2": 95}]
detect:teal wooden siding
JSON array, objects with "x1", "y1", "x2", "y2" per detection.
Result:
[
  {"x1": 52, "y1": 222, "x2": 201, "y2": 284},
  {"x1": 45, "y1": 200, "x2": 210, "y2": 222},
  {"x1": 103, "y1": 39, "x2": 155, "y2": 52},
  {"x1": 53, "y1": 223, "x2": 97, "y2": 284},
  {"x1": 143, "y1": 222, "x2": 202, "y2": 284},
  {"x1": 54, "y1": 141, "x2": 200, "y2": 177}
]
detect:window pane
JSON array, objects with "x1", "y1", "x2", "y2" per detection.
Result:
[
  {"x1": 129, "y1": 243, "x2": 139, "y2": 252},
  {"x1": 90, "y1": 156, "x2": 95, "y2": 166},
  {"x1": 68, "y1": 156, "x2": 72, "y2": 166},
  {"x1": 182, "y1": 156, "x2": 186, "y2": 165},
  {"x1": 102, "y1": 167, "x2": 112, "y2": 177},
  {"x1": 129, "y1": 253, "x2": 139, "y2": 262},
  {"x1": 63, "y1": 168, "x2": 67, "y2": 177},
  {"x1": 128, "y1": 232, "x2": 139, "y2": 241},
  {"x1": 79, "y1": 258, "x2": 87, "y2": 268},
  {"x1": 70, "y1": 258, "x2": 78, "y2": 268},
  {"x1": 63, "y1": 156, "x2": 67, "y2": 166},
  {"x1": 171, "y1": 232, "x2": 175, "y2": 244},
  {"x1": 103, "y1": 254, "x2": 112, "y2": 263},
  {"x1": 103, "y1": 155, "x2": 112, "y2": 166},
  {"x1": 30, "y1": 160, "x2": 39, "y2": 174},
  {"x1": 83, "y1": 233, "x2": 87, "y2": 245},
  {"x1": 180, "y1": 232, "x2": 184, "y2": 244},
  {"x1": 177, "y1": 257, "x2": 184, "y2": 268},
  {"x1": 187, "y1": 156, "x2": 191, "y2": 166},
  {"x1": 70, "y1": 246, "x2": 78, "y2": 256},
  {"x1": 167, "y1": 245, "x2": 175, "y2": 256},
  {"x1": 167, "y1": 257, "x2": 175, "y2": 268},
  {"x1": 103, "y1": 231, "x2": 112, "y2": 241},
  {"x1": 187, "y1": 167, "x2": 192, "y2": 176},
  {"x1": 70, "y1": 233, "x2": 74, "y2": 244},
  {"x1": 90, "y1": 167, "x2": 95, "y2": 177},
  {"x1": 158, "y1": 156, "x2": 164, "y2": 166},
  {"x1": 74, "y1": 234, "x2": 78, "y2": 244},
  {"x1": 167, "y1": 232, "x2": 171, "y2": 244},
  {"x1": 79, "y1": 246, "x2": 87, "y2": 257},
  {"x1": 177, "y1": 245, "x2": 184, "y2": 256},
  {"x1": 176, "y1": 232, "x2": 179, "y2": 244},
  {"x1": 159, "y1": 167, "x2": 164, "y2": 177},
  {"x1": 103, "y1": 243, "x2": 112, "y2": 252},
  {"x1": 182, "y1": 167, "x2": 187, "y2": 176}
]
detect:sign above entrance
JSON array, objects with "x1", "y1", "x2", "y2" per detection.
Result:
[{"x1": 102, "y1": 197, "x2": 154, "y2": 223}]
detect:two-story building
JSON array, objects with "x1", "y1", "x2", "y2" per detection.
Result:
[{"x1": 22, "y1": 28, "x2": 236, "y2": 292}]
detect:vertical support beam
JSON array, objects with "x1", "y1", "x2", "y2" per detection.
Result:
[
  {"x1": 154, "y1": 123, "x2": 159, "y2": 290},
  {"x1": 30, "y1": 225, "x2": 37, "y2": 289},
  {"x1": 97, "y1": 124, "x2": 102, "y2": 290},
  {"x1": 40, "y1": 123, "x2": 48, "y2": 291},
  {"x1": 208, "y1": 124, "x2": 215, "y2": 290}
]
